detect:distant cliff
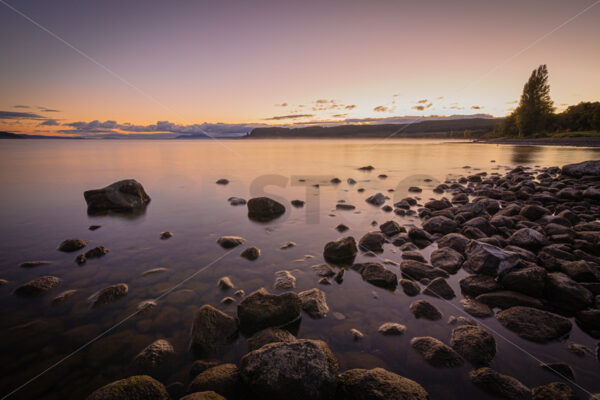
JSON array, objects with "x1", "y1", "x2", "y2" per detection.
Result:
[{"x1": 247, "y1": 118, "x2": 501, "y2": 139}]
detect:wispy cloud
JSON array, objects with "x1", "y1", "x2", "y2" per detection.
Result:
[
  {"x1": 264, "y1": 114, "x2": 315, "y2": 121},
  {"x1": 275, "y1": 102, "x2": 288, "y2": 107},
  {"x1": 0, "y1": 110, "x2": 46, "y2": 120},
  {"x1": 13, "y1": 105, "x2": 30, "y2": 109},
  {"x1": 38, "y1": 119, "x2": 59, "y2": 126},
  {"x1": 471, "y1": 105, "x2": 482, "y2": 110},
  {"x1": 39, "y1": 108, "x2": 60, "y2": 112},
  {"x1": 373, "y1": 105, "x2": 391, "y2": 112},
  {"x1": 417, "y1": 99, "x2": 428, "y2": 104}
]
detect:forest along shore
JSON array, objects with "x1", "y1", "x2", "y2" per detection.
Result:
[{"x1": 476, "y1": 136, "x2": 600, "y2": 148}]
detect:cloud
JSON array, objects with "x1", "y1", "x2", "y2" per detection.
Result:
[
  {"x1": 412, "y1": 105, "x2": 425, "y2": 111},
  {"x1": 13, "y1": 105, "x2": 30, "y2": 109},
  {"x1": 373, "y1": 105, "x2": 390, "y2": 112},
  {"x1": 264, "y1": 114, "x2": 315, "y2": 121},
  {"x1": 344, "y1": 104, "x2": 356, "y2": 110},
  {"x1": 275, "y1": 102, "x2": 288, "y2": 107},
  {"x1": 39, "y1": 119, "x2": 59, "y2": 126},
  {"x1": 471, "y1": 105, "x2": 482, "y2": 110},
  {"x1": 417, "y1": 99, "x2": 428, "y2": 104},
  {"x1": 331, "y1": 114, "x2": 347, "y2": 118},
  {"x1": 0, "y1": 110, "x2": 46, "y2": 120},
  {"x1": 39, "y1": 108, "x2": 60, "y2": 112}
]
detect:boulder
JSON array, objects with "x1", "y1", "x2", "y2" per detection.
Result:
[
  {"x1": 247, "y1": 327, "x2": 297, "y2": 352},
  {"x1": 379, "y1": 220, "x2": 405, "y2": 237},
  {"x1": 410, "y1": 336, "x2": 463, "y2": 367},
  {"x1": 496, "y1": 306, "x2": 572, "y2": 343},
  {"x1": 545, "y1": 272, "x2": 594, "y2": 311},
  {"x1": 335, "y1": 368, "x2": 429, "y2": 400},
  {"x1": 358, "y1": 231, "x2": 386, "y2": 252},
  {"x1": 216, "y1": 236, "x2": 245, "y2": 249},
  {"x1": 400, "y1": 279, "x2": 420, "y2": 296},
  {"x1": 323, "y1": 236, "x2": 357, "y2": 264},
  {"x1": 450, "y1": 325, "x2": 496, "y2": 366},
  {"x1": 560, "y1": 260, "x2": 600, "y2": 283},
  {"x1": 508, "y1": 228, "x2": 547, "y2": 251},
  {"x1": 189, "y1": 305, "x2": 238, "y2": 356},
  {"x1": 562, "y1": 160, "x2": 600, "y2": 177},
  {"x1": 532, "y1": 382, "x2": 577, "y2": 400},
  {"x1": 365, "y1": 193, "x2": 387, "y2": 206},
  {"x1": 57, "y1": 238, "x2": 88, "y2": 252},
  {"x1": 520, "y1": 204, "x2": 550, "y2": 221},
  {"x1": 459, "y1": 274, "x2": 501, "y2": 297},
  {"x1": 241, "y1": 247, "x2": 261, "y2": 260},
  {"x1": 274, "y1": 270, "x2": 296, "y2": 290},
  {"x1": 437, "y1": 233, "x2": 470, "y2": 254},
  {"x1": 240, "y1": 339, "x2": 338, "y2": 400},
  {"x1": 353, "y1": 262, "x2": 398, "y2": 289},
  {"x1": 247, "y1": 197, "x2": 286, "y2": 221},
  {"x1": 422, "y1": 216, "x2": 457, "y2": 235},
  {"x1": 188, "y1": 364, "x2": 241, "y2": 399},
  {"x1": 15, "y1": 276, "x2": 60, "y2": 296},
  {"x1": 88, "y1": 283, "x2": 128, "y2": 308},
  {"x1": 430, "y1": 247, "x2": 464, "y2": 273},
  {"x1": 378, "y1": 322, "x2": 407, "y2": 336},
  {"x1": 470, "y1": 368, "x2": 531, "y2": 400},
  {"x1": 463, "y1": 241, "x2": 519, "y2": 276},
  {"x1": 237, "y1": 288, "x2": 301, "y2": 335},
  {"x1": 408, "y1": 228, "x2": 434, "y2": 248},
  {"x1": 476, "y1": 290, "x2": 544, "y2": 310},
  {"x1": 500, "y1": 266, "x2": 547, "y2": 298},
  {"x1": 133, "y1": 339, "x2": 175, "y2": 377},
  {"x1": 84, "y1": 179, "x2": 151, "y2": 213},
  {"x1": 460, "y1": 298, "x2": 493, "y2": 318},
  {"x1": 298, "y1": 288, "x2": 329, "y2": 318},
  {"x1": 401, "y1": 250, "x2": 427, "y2": 263},
  {"x1": 410, "y1": 300, "x2": 442, "y2": 320},
  {"x1": 539, "y1": 362, "x2": 574, "y2": 380},
  {"x1": 423, "y1": 277, "x2": 455, "y2": 299},
  {"x1": 400, "y1": 260, "x2": 449, "y2": 282},
  {"x1": 86, "y1": 375, "x2": 169, "y2": 400}
]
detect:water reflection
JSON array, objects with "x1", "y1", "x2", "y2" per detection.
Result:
[{"x1": 510, "y1": 145, "x2": 542, "y2": 164}]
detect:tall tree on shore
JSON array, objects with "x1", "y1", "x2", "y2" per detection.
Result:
[{"x1": 514, "y1": 64, "x2": 554, "y2": 136}]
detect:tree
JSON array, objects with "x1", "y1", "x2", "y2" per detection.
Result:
[{"x1": 515, "y1": 64, "x2": 554, "y2": 136}]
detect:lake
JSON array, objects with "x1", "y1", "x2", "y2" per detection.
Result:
[{"x1": 0, "y1": 139, "x2": 599, "y2": 399}]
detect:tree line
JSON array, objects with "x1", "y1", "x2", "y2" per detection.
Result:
[{"x1": 496, "y1": 64, "x2": 600, "y2": 137}]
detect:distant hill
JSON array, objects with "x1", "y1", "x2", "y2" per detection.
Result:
[
  {"x1": 247, "y1": 118, "x2": 501, "y2": 139},
  {"x1": 0, "y1": 131, "x2": 23, "y2": 139},
  {"x1": 0, "y1": 131, "x2": 85, "y2": 139}
]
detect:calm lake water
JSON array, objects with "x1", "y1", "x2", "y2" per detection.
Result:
[{"x1": 0, "y1": 139, "x2": 599, "y2": 399}]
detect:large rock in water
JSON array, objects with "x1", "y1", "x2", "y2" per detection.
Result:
[
  {"x1": 496, "y1": 306, "x2": 572, "y2": 343},
  {"x1": 532, "y1": 382, "x2": 577, "y2": 400},
  {"x1": 133, "y1": 339, "x2": 175, "y2": 377},
  {"x1": 15, "y1": 276, "x2": 60, "y2": 296},
  {"x1": 562, "y1": 160, "x2": 600, "y2": 177},
  {"x1": 190, "y1": 305, "x2": 238, "y2": 356},
  {"x1": 470, "y1": 368, "x2": 531, "y2": 400},
  {"x1": 84, "y1": 179, "x2": 150, "y2": 213},
  {"x1": 88, "y1": 283, "x2": 128, "y2": 308},
  {"x1": 298, "y1": 288, "x2": 329, "y2": 318},
  {"x1": 410, "y1": 336, "x2": 463, "y2": 367},
  {"x1": 463, "y1": 241, "x2": 519, "y2": 276},
  {"x1": 422, "y1": 216, "x2": 457, "y2": 235},
  {"x1": 323, "y1": 236, "x2": 357, "y2": 264},
  {"x1": 335, "y1": 368, "x2": 429, "y2": 400},
  {"x1": 187, "y1": 364, "x2": 241, "y2": 399},
  {"x1": 450, "y1": 325, "x2": 496, "y2": 366},
  {"x1": 353, "y1": 262, "x2": 398, "y2": 289},
  {"x1": 247, "y1": 197, "x2": 286, "y2": 221},
  {"x1": 240, "y1": 339, "x2": 338, "y2": 400},
  {"x1": 237, "y1": 288, "x2": 301, "y2": 335},
  {"x1": 247, "y1": 328, "x2": 297, "y2": 352},
  {"x1": 86, "y1": 375, "x2": 169, "y2": 400},
  {"x1": 545, "y1": 272, "x2": 594, "y2": 311},
  {"x1": 358, "y1": 231, "x2": 386, "y2": 252}
]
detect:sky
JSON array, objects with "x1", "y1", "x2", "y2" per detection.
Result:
[{"x1": 0, "y1": 0, "x2": 599, "y2": 137}]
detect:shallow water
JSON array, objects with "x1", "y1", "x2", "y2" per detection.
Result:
[{"x1": 0, "y1": 139, "x2": 599, "y2": 399}]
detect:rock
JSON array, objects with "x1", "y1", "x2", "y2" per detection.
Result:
[
  {"x1": 410, "y1": 336, "x2": 463, "y2": 367},
  {"x1": 228, "y1": 197, "x2": 246, "y2": 205},
  {"x1": 532, "y1": 382, "x2": 577, "y2": 400},
  {"x1": 137, "y1": 300, "x2": 157, "y2": 314},
  {"x1": 280, "y1": 241, "x2": 296, "y2": 249},
  {"x1": 336, "y1": 203, "x2": 356, "y2": 210},
  {"x1": 508, "y1": 228, "x2": 547, "y2": 251},
  {"x1": 545, "y1": 272, "x2": 594, "y2": 311},
  {"x1": 216, "y1": 178, "x2": 229, "y2": 185},
  {"x1": 19, "y1": 260, "x2": 52, "y2": 268},
  {"x1": 400, "y1": 279, "x2": 420, "y2": 296},
  {"x1": 247, "y1": 197, "x2": 286, "y2": 221},
  {"x1": 410, "y1": 300, "x2": 442, "y2": 320},
  {"x1": 438, "y1": 233, "x2": 470, "y2": 254},
  {"x1": 378, "y1": 322, "x2": 406, "y2": 336},
  {"x1": 423, "y1": 216, "x2": 457, "y2": 235},
  {"x1": 180, "y1": 392, "x2": 225, "y2": 400},
  {"x1": 217, "y1": 276, "x2": 234, "y2": 290},
  {"x1": 299, "y1": 288, "x2": 329, "y2": 318},
  {"x1": 241, "y1": 246, "x2": 260, "y2": 260},
  {"x1": 476, "y1": 290, "x2": 544, "y2": 310},
  {"x1": 0, "y1": 279, "x2": 7, "y2": 287},
  {"x1": 358, "y1": 231, "x2": 386, "y2": 252},
  {"x1": 247, "y1": 327, "x2": 297, "y2": 351},
  {"x1": 274, "y1": 270, "x2": 296, "y2": 290},
  {"x1": 87, "y1": 283, "x2": 128, "y2": 308},
  {"x1": 408, "y1": 186, "x2": 422, "y2": 193},
  {"x1": 365, "y1": 193, "x2": 387, "y2": 206},
  {"x1": 430, "y1": 247, "x2": 464, "y2": 273},
  {"x1": 566, "y1": 342, "x2": 589, "y2": 357},
  {"x1": 89, "y1": 225, "x2": 101, "y2": 230},
  {"x1": 160, "y1": 231, "x2": 173, "y2": 239},
  {"x1": 15, "y1": 276, "x2": 60, "y2": 296},
  {"x1": 311, "y1": 264, "x2": 335, "y2": 278},
  {"x1": 401, "y1": 250, "x2": 427, "y2": 263},
  {"x1": 450, "y1": 325, "x2": 496, "y2": 366},
  {"x1": 520, "y1": 204, "x2": 550, "y2": 221},
  {"x1": 460, "y1": 274, "x2": 501, "y2": 296},
  {"x1": 408, "y1": 228, "x2": 434, "y2": 248},
  {"x1": 358, "y1": 165, "x2": 374, "y2": 171},
  {"x1": 350, "y1": 329, "x2": 365, "y2": 341},
  {"x1": 237, "y1": 288, "x2": 301, "y2": 335},
  {"x1": 76, "y1": 246, "x2": 109, "y2": 264},
  {"x1": 400, "y1": 260, "x2": 449, "y2": 282},
  {"x1": 220, "y1": 296, "x2": 235, "y2": 305},
  {"x1": 52, "y1": 289, "x2": 78, "y2": 305},
  {"x1": 84, "y1": 179, "x2": 151, "y2": 213},
  {"x1": 240, "y1": 339, "x2": 338, "y2": 400},
  {"x1": 423, "y1": 277, "x2": 455, "y2": 299},
  {"x1": 335, "y1": 368, "x2": 429, "y2": 400},
  {"x1": 575, "y1": 309, "x2": 600, "y2": 337},
  {"x1": 463, "y1": 241, "x2": 519, "y2": 276},
  {"x1": 188, "y1": 364, "x2": 241, "y2": 399},
  {"x1": 540, "y1": 362, "x2": 574, "y2": 380},
  {"x1": 142, "y1": 267, "x2": 168, "y2": 276},
  {"x1": 500, "y1": 266, "x2": 547, "y2": 298},
  {"x1": 497, "y1": 306, "x2": 572, "y2": 343},
  {"x1": 291, "y1": 200, "x2": 305, "y2": 207},
  {"x1": 216, "y1": 236, "x2": 245, "y2": 249},
  {"x1": 562, "y1": 160, "x2": 600, "y2": 177},
  {"x1": 379, "y1": 220, "x2": 405, "y2": 237},
  {"x1": 323, "y1": 236, "x2": 357, "y2": 264},
  {"x1": 189, "y1": 305, "x2": 238, "y2": 356},
  {"x1": 335, "y1": 224, "x2": 349, "y2": 233},
  {"x1": 86, "y1": 375, "x2": 169, "y2": 400},
  {"x1": 133, "y1": 339, "x2": 174, "y2": 377},
  {"x1": 560, "y1": 260, "x2": 600, "y2": 282},
  {"x1": 353, "y1": 262, "x2": 398, "y2": 289},
  {"x1": 57, "y1": 238, "x2": 88, "y2": 252},
  {"x1": 189, "y1": 361, "x2": 221, "y2": 379},
  {"x1": 461, "y1": 298, "x2": 493, "y2": 318},
  {"x1": 470, "y1": 368, "x2": 531, "y2": 400}
]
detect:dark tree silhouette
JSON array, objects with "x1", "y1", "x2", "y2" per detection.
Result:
[{"x1": 514, "y1": 64, "x2": 554, "y2": 136}]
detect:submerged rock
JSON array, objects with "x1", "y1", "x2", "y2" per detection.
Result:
[
  {"x1": 274, "y1": 270, "x2": 296, "y2": 290},
  {"x1": 247, "y1": 327, "x2": 297, "y2": 352},
  {"x1": 216, "y1": 178, "x2": 229, "y2": 185},
  {"x1": 323, "y1": 236, "x2": 357, "y2": 264},
  {"x1": 217, "y1": 276, "x2": 234, "y2": 290},
  {"x1": 86, "y1": 375, "x2": 169, "y2": 400},
  {"x1": 160, "y1": 231, "x2": 173, "y2": 239},
  {"x1": 299, "y1": 288, "x2": 329, "y2": 318},
  {"x1": 84, "y1": 179, "x2": 151, "y2": 214},
  {"x1": 15, "y1": 276, "x2": 61, "y2": 296},
  {"x1": 532, "y1": 382, "x2": 577, "y2": 400},
  {"x1": 450, "y1": 325, "x2": 496, "y2": 366},
  {"x1": 52, "y1": 289, "x2": 78, "y2": 305},
  {"x1": 228, "y1": 197, "x2": 246, "y2": 206},
  {"x1": 470, "y1": 368, "x2": 531, "y2": 400},
  {"x1": 88, "y1": 283, "x2": 128, "y2": 308},
  {"x1": 237, "y1": 288, "x2": 301, "y2": 335},
  {"x1": 476, "y1": 290, "x2": 544, "y2": 310},
  {"x1": 247, "y1": 197, "x2": 286, "y2": 221},
  {"x1": 57, "y1": 238, "x2": 88, "y2": 252},
  {"x1": 76, "y1": 246, "x2": 109, "y2": 264},
  {"x1": 19, "y1": 260, "x2": 52, "y2": 268},
  {"x1": 496, "y1": 306, "x2": 572, "y2": 343},
  {"x1": 216, "y1": 236, "x2": 245, "y2": 249},
  {"x1": 410, "y1": 300, "x2": 442, "y2": 320},
  {"x1": 240, "y1": 246, "x2": 260, "y2": 260},
  {"x1": 336, "y1": 368, "x2": 429, "y2": 400},
  {"x1": 133, "y1": 339, "x2": 175, "y2": 377},
  {"x1": 410, "y1": 336, "x2": 463, "y2": 367},
  {"x1": 539, "y1": 362, "x2": 575, "y2": 380},
  {"x1": 189, "y1": 305, "x2": 238, "y2": 356},
  {"x1": 378, "y1": 322, "x2": 406, "y2": 336},
  {"x1": 311, "y1": 264, "x2": 335, "y2": 278}
]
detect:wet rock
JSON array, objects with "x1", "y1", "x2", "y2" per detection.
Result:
[
  {"x1": 508, "y1": 228, "x2": 547, "y2": 251},
  {"x1": 86, "y1": 375, "x2": 169, "y2": 400},
  {"x1": 189, "y1": 305, "x2": 238, "y2": 356},
  {"x1": 335, "y1": 224, "x2": 349, "y2": 233},
  {"x1": 408, "y1": 186, "x2": 422, "y2": 193},
  {"x1": 497, "y1": 306, "x2": 572, "y2": 343},
  {"x1": 299, "y1": 288, "x2": 329, "y2": 318},
  {"x1": 561, "y1": 260, "x2": 600, "y2": 283},
  {"x1": 378, "y1": 322, "x2": 406, "y2": 336},
  {"x1": 575, "y1": 309, "x2": 600, "y2": 338},
  {"x1": 562, "y1": 160, "x2": 600, "y2": 177},
  {"x1": 237, "y1": 288, "x2": 301, "y2": 335},
  {"x1": 353, "y1": 262, "x2": 398, "y2": 289},
  {"x1": 460, "y1": 298, "x2": 493, "y2": 318},
  {"x1": 430, "y1": 247, "x2": 464, "y2": 274},
  {"x1": 410, "y1": 300, "x2": 442, "y2": 320},
  {"x1": 19, "y1": 260, "x2": 52, "y2": 268},
  {"x1": 89, "y1": 225, "x2": 101, "y2": 230},
  {"x1": 241, "y1": 246, "x2": 260, "y2": 260},
  {"x1": 410, "y1": 336, "x2": 463, "y2": 367},
  {"x1": 400, "y1": 279, "x2": 420, "y2": 296},
  {"x1": 463, "y1": 241, "x2": 519, "y2": 276},
  {"x1": 57, "y1": 238, "x2": 88, "y2": 252},
  {"x1": 0, "y1": 279, "x2": 7, "y2": 287},
  {"x1": 423, "y1": 277, "x2": 455, "y2": 299},
  {"x1": 400, "y1": 260, "x2": 449, "y2": 282},
  {"x1": 350, "y1": 329, "x2": 365, "y2": 341},
  {"x1": 76, "y1": 245, "x2": 109, "y2": 264},
  {"x1": 280, "y1": 241, "x2": 296, "y2": 249},
  {"x1": 15, "y1": 276, "x2": 61, "y2": 296},
  {"x1": 323, "y1": 236, "x2": 357, "y2": 264},
  {"x1": 291, "y1": 199, "x2": 305, "y2": 207},
  {"x1": 220, "y1": 296, "x2": 235, "y2": 305},
  {"x1": 423, "y1": 216, "x2": 457, "y2": 235},
  {"x1": 52, "y1": 289, "x2": 78, "y2": 305},
  {"x1": 228, "y1": 197, "x2": 246, "y2": 206},
  {"x1": 476, "y1": 290, "x2": 544, "y2": 310},
  {"x1": 545, "y1": 272, "x2": 594, "y2": 311},
  {"x1": 566, "y1": 342, "x2": 590, "y2": 357},
  {"x1": 450, "y1": 325, "x2": 496, "y2": 366},
  {"x1": 84, "y1": 179, "x2": 151, "y2": 214},
  {"x1": 137, "y1": 300, "x2": 158, "y2": 315},
  {"x1": 240, "y1": 339, "x2": 338, "y2": 400},
  {"x1": 336, "y1": 203, "x2": 355, "y2": 210},
  {"x1": 438, "y1": 232, "x2": 470, "y2": 254},
  {"x1": 319, "y1": 277, "x2": 331, "y2": 285},
  {"x1": 216, "y1": 236, "x2": 245, "y2": 249},
  {"x1": 188, "y1": 364, "x2": 241, "y2": 399},
  {"x1": 520, "y1": 204, "x2": 550, "y2": 221},
  {"x1": 401, "y1": 250, "x2": 427, "y2": 263},
  {"x1": 217, "y1": 276, "x2": 234, "y2": 290},
  {"x1": 408, "y1": 227, "x2": 434, "y2": 248},
  {"x1": 274, "y1": 270, "x2": 296, "y2": 290},
  {"x1": 358, "y1": 165, "x2": 374, "y2": 171},
  {"x1": 532, "y1": 382, "x2": 577, "y2": 400},
  {"x1": 347, "y1": 178, "x2": 357, "y2": 184},
  {"x1": 142, "y1": 267, "x2": 168, "y2": 276},
  {"x1": 190, "y1": 360, "x2": 221, "y2": 379},
  {"x1": 133, "y1": 339, "x2": 175, "y2": 377},
  {"x1": 365, "y1": 193, "x2": 387, "y2": 206},
  {"x1": 247, "y1": 197, "x2": 286, "y2": 221},
  {"x1": 88, "y1": 283, "x2": 128, "y2": 308},
  {"x1": 540, "y1": 362, "x2": 574, "y2": 380},
  {"x1": 500, "y1": 266, "x2": 547, "y2": 298},
  {"x1": 180, "y1": 392, "x2": 225, "y2": 400},
  {"x1": 379, "y1": 220, "x2": 405, "y2": 237},
  {"x1": 311, "y1": 264, "x2": 335, "y2": 278},
  {"x1": 160, "y1": 231, "x2": 173, "y2": 239},
  {"x1": 216, "y1": 178, "x2": 229, "y2": 185},
  {"x1": 470, "y1": 367, "x2": 531, "y2": 400},
  {"x1": 335, "y1": 367, "x2": 429, "y2": 400},
  {"x1": 247, "y1": 327, "x2": 297, "y2": 351},
  {"x1": 460, "y1": 274, "x2": 502, "y2": 297},
  {"x1": 358, "y1": 231, "x2": 386, "y2": 252}
]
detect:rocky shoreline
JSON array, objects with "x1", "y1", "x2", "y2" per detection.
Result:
[{"x1": 4, "y1": 160, "x2": 600, "y2": 399}]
